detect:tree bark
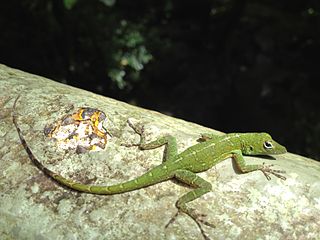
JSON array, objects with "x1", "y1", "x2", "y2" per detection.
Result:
[{"x1": 1, "y1": 63, "x2": 319, "y2": 240}]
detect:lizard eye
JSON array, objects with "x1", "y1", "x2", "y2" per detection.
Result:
[{"x1": 263, "y1": 141, "x2": 273, "y2": 149}]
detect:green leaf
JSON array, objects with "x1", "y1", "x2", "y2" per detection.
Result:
[
  {"x1": 108, "y1": 69, "x2": 126, "y2": 89},
  {"x1": 63, "y1": 0, "x2": 78, "y2": 10},
  {"x1": 99, "y1": 0, "x2": 116, "y2": 7}
]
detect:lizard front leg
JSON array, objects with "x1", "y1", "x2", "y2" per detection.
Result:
[
  {"x1": 231, "y1": 150, "x2": 286, "y2": 180},
  {"x1": 166, "y1": 169, "x2": 214, "y2": 240},
  {"x1": 198, "y1": 133, "x2": 221, "y2": 142}
]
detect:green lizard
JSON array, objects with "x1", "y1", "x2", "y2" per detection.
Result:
[{"x1": 12, "y1": 96, "x2": 287, "y2": 240}]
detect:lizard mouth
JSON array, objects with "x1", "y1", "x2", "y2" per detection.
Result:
[{"x1": 272, "y1": 145, "x2": 287, "y2": 155}]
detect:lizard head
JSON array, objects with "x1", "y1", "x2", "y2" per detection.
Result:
[{"x1": 241, "y1": 133, "x2": 287, "y2": 155}]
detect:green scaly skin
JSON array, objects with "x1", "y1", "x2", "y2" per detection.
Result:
[{"x1": 12, "y1": 96, "x2": 287, "y2": 240}]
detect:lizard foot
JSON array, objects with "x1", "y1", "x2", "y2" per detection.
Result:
[
  {"x1": 260, "y1": 163, "x2": 286, "y2": 180},
  {"x1": 165, "y1": 210, "x2": 215, "y2": 240},
  {"x1": 127, "y1": 118, "x2": 144, "y2": 136},
  {"x1": 165, "y1": 210, "x2": 215, "y2": 228},
  {"x1": 121, "y1": 119, "x2": 145, "y2": 147}
]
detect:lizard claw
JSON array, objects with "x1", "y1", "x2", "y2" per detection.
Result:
[
  {"x1": 260, "y1": 163, "x2": 286, "y2": 181},
  {"x1": 193, "y1": 212, "x2": 215, "y2": 228},
  {"x1": 122, "y1": 119, "x2": 146, "y2": 147},
  {"x1": 120, "y1": 142, "x2": 140, "y2": 147},
  {"x1": 127, "y1": 119, "x2": 144, "y2": 135},
  {"x1": 166, "y1": 209, "x2": 215, "y2": 229},
  {"x1": 165, "y1": 211, "x2": 179, "y2": 229},
  {"x1": 197, "y1": 135, "x2": 211, "y2": 142},
  {"x1": 165, "y1": 209, "x2": 215, "y2": 240}
]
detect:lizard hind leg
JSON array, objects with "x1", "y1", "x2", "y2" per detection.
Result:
[
  {"x1": 139, "y1": 135, "x2": 178, "y2": 162},
  {"x1": 127, "y1": 120, "x2": 178, "y2": 162},
  {"x1": 166, "y1": 169, "x2": 214, "y2": 240}
]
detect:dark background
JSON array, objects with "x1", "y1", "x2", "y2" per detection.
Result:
[{"x1": 1, "y1": 0, "x2": 319, "y2": 160}]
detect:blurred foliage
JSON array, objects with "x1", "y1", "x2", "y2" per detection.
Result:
[
  {"x1": 63, "y1": 0, "x2": 77, "y2": 10},
  {"x1": 0, "y1": 0, "x2": 319, "y2": 160}
]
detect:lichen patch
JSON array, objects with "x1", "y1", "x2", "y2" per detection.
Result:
[{"x1": 45, "y1": 108, "x2": 108, "y2": 153}]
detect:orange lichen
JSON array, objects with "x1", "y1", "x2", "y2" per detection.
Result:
[{"x1": 44, "y1": 108, "x2": 108, "y2": 153}]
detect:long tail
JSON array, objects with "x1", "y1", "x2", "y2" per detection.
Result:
[{"x1": 12, "y1": 96, "x2": 167, "y2": 195}]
